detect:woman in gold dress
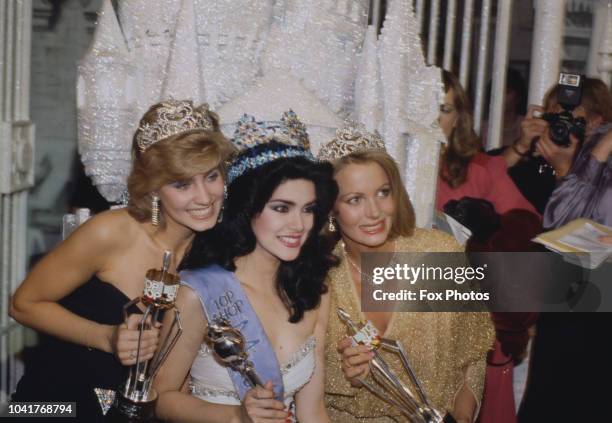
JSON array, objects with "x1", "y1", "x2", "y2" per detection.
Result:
[{"x1": 317, "y1": 122, "x2": 495, "y2": 423}]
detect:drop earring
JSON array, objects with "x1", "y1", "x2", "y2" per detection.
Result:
[
  {"x1": 151, "y1": 195, "x2": 160, "y2": 226},
  {"x1": 328, "y1": 216, "x2": 337, "y2": 232},
  {"x1": 217, "y1": 185, "x2": 227, "y2": 223}
]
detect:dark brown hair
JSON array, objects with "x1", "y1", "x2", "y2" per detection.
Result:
[{"x1": 543, "y1": 77, "x2": 612, "y2": 123}]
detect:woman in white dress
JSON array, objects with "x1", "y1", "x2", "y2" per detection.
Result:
[{"x1": 154, "y1": 112, "x2": 339, "y2": 423}]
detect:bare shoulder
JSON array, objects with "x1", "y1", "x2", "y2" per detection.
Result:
[
  {"x1": 176, "y1": 284, "x2": 206, "y2": 320},
  {"x1": 70, "y1": 208, "x2": 140, "y2": 249},
  {"x1": 299, "y1": 290, "x2": 330, "y2": 335},
  {"x1": 399, "y1": 230, "x2": 463, "y2": 253}
]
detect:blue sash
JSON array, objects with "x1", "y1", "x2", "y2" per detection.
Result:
[{"x1": 181, "y1": 265, "x2": 284, "y2": 401}]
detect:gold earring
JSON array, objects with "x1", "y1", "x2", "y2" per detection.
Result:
[
  {"x1": 328, "y1": 216, "x2": 337, "y2": 232},
  {"x1": 151, "y1": 195, "x2": 160, "y2": 226}
]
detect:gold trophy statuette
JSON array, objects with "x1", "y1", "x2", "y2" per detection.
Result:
[
  {"x1": 337, "y1": 308, "x2": 456, "y2": 423},
  {"x1": 107, "y1": 251, "x2": 183, "y2": 422}
]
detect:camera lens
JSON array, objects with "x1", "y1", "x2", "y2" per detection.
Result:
[{"x1": 549, "y1": 121, "x2": 569, "y2": 144}]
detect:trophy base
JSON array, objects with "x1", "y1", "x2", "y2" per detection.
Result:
[{"x1": 106, "y1": 390, "x2": 157, "y2": 422}]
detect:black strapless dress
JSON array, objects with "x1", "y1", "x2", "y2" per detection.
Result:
[{"x1": 12, "y1": 276, "x2": 140, "y2": 422}]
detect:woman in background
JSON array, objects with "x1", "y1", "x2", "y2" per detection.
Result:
[
  {"x1": 437, "y1": 71, "x2": 540, "y2": 423},
  {"x1": 437, "y1": 70, "x2": 539, "y2": 221}
]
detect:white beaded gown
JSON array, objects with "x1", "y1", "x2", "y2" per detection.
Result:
[{"x1": 189, "y1": 336, "x2": 316, "y2": 410}]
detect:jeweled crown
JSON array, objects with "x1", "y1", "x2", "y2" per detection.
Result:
[
  {"x1": 231, "y1": 110, "x2": 310, "y2": 151},
  {"x1": 227, "y1": 110, "x2": 314, "y2": 184},
  {"x1": 317, "y1": 121, "x2": 386, "y2": 161},
  {"x1": 135, "y1": 100, "x2": 216, "y2": 153}
]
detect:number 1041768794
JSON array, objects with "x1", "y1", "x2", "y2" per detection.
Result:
[{"x1": 3, "y1": 402, "x2": 76, "y2": 417}]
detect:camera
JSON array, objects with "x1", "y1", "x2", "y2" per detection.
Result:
[{"x1": 541, "y1": 73, "x2": 586, "y2": 147}]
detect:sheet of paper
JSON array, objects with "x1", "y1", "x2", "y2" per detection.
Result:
[
  {"x1": 557, "y1": 223, "x2": 612, "y2": 253},
  {"x1": 433, "y1": 211, "x2": 472, "y2": 245}
]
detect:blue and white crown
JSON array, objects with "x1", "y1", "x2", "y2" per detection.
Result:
[{"x1": 226, "y1": 111, "x2": 315, "y2": 184}]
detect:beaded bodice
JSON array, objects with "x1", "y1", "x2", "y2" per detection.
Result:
[{"x1": 190, "y1": 336, "x2": 316, "y2": 408}]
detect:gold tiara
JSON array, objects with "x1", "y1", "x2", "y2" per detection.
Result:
[
  {"x1": 135, "y1": 100, "x2": 215, "y2": 152},
  {"x1": 317, "y1": 120, "x2": 386, "y2": 161}
]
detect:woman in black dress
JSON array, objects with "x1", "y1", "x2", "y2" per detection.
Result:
[{"x1": 9, "y1": 100, "x2": 234, "y2": 421}]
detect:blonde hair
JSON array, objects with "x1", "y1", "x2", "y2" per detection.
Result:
[
  {"x1": 127, "y1": 103, "x2": 235, "y2": 224},
  {"x1": 331, "y1": 150, "x2": 415, "y2": 239}
]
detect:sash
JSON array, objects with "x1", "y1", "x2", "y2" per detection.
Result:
[{"x1": 181, "y1": 265, "x2": 284, "y2": 401}]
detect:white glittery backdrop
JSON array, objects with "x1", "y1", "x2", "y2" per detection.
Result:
[
  {"x1": 261, "y1": 0, "x2": 368, "y2": 117},
  {"x1": 77, "y1": 0, "x2": 443, "y2": 226},
  {"x1": 218, "y1": 70, "x2": 341, "y2": 154},
  {"x1": 378, "y1": 0, "x2": 445, "y2": 227},
  {"x1": 161, "y1": 0, "x2": 206, "y2": 102},
  {"x1": 116, "y1": 0, "x2": 180, "y2": 117},
  {"x1": 354, "y1": 26, "x2": 383, "y2": 134},
  {"x1": 77, "y1": 0, "x2": 136, "y2": 202}
]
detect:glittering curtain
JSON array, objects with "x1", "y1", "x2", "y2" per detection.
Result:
[
  {"x1": 377, "y1": 0, "x2": 446, "y2": 227},
  {"x1": 77, "y1": 0, "x2": 443, "y2": 226}
]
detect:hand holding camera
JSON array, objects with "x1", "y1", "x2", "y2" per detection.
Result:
[
  {"x1": 513, "y1": 105, "x2": 548, "y2": 155},
  {"x1": 535, "y1": 129, "x2": 579, "y2": 178},
  {"x1": 540, "y1": 73, "x2": 587, "y2": 148},
  {"x1": 513, "y1": 74, "x2": 586, "y2": 177}
]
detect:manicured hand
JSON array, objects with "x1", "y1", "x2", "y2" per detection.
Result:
[
  {"x1": 337, "y1": 337, "x2": 375, "y2": 387},
  {"x1": 515, "y1": 105, "x2": 548, "y2": 152},
  {"x1": 240, "y1": 381, "x2": 288, "y2": 423},
  {"x1": 113, "y1": 313, "x2": 160, "y2": 365}
]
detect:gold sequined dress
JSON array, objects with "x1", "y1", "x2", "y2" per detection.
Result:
[{"x1": 324, "y1": 229, "x2": 495, "y2": 422}]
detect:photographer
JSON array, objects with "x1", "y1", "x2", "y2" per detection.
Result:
[
  {"x1": 544, "y1": 123, "x2": 612, "y2": 228},
  {"x1": 516, "y1": 78, "x2": 612, "y2": 423},
  {"x1": 495, "y1": 77, "x2": 612, "y2": 213}
]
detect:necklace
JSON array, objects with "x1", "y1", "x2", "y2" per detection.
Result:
[{"x1": 342, "y1": 240, "x2": 398, "y2": 279}]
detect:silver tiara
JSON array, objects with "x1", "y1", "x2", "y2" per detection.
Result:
[
  {"x1": 135, "y1": 100, "x2": 215, "y2": 152},
  {"x1": 226, "y1": 111, "x2": 314, "y2": 184},
  {"x1": 317, "y1": 120, "x2": 386, "y2": 161},
  {"x1": 231, "y1": 110, "x2": 310, "y2": 152}
]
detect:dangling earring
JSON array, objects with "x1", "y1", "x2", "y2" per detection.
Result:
[
  {"x1": 151, "y1": 195, "x2": 160, "y2": 226},
  {"x1": 217, "y1": 206, "x2": 224, "y2": 223},
  {"x1": 328, "y1": 216, "x2": 337, "y2": 232},
  {"x1": 217, "y1": 185, "x2": 227, "y2": 223}
]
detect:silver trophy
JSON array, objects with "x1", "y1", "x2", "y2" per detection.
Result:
[
  {"x1": 337, "y1": 308, "x2": 456, "y2": 423},
  {"x1": 205, "y1": 317, "x2": 263, "y2": 388},
  {"x1": 108, "y1": 251, "x2": 183, "y2": 422},
  {"x1": 206, "y1": 318, "x2": 301, "y2": 423}
]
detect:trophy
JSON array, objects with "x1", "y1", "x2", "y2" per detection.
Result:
[
  {"x1": 337, "y1": 308, "x2": 457, "y2": 423},
  {"x1": 108, "y1": 251, "x2": 183, "y2": 421},
  {"x1": 204, "y1": 318, "x2": 263, "y2": 388}
]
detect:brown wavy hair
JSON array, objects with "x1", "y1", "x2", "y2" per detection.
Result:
[
  {"x1": 440, "y1": 70, "x2": 482, "y2": 188},
  {"x1": 127, "y1": 103, "x2": 235, "y2": 225},
  {"x1": 543, "y1": 77, "x2": 612, "y2": 123},
  {"x1": 328, "y1": 150, "x2": 415, "y2": 240}
]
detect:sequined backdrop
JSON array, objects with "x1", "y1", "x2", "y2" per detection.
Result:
[{"x1": 77, "y1": 0, "x2": 445, "y2": 227}]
